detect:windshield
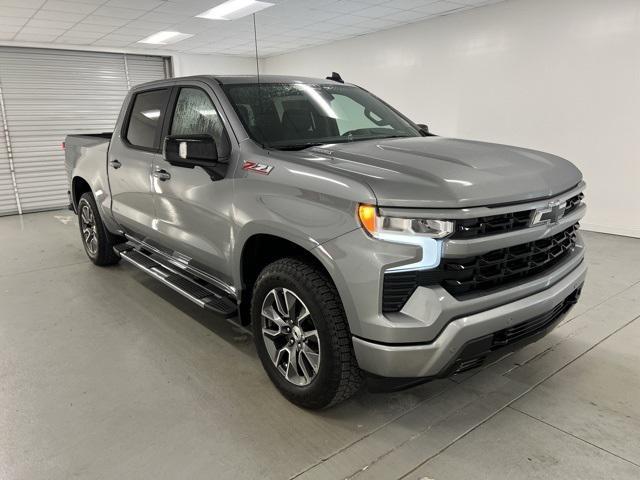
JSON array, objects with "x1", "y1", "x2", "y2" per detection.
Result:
[{"x1": 222, "y1": 83, "x2": 420, "y2": 150}]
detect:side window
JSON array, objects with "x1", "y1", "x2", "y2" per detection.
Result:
[
  {"x1": 171, "y1": 88, "x2": 226, "y2": 149},
  {"x1": 125, "y1": 89, "x2": 169, "y2": 149}
]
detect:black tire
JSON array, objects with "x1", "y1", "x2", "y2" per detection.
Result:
[
  {"x1": 77, "y1": 192, "x2": 122, "y2": 266},
  {"x1": 251, "y1": 257, "x2": 364, "y2": 409}
]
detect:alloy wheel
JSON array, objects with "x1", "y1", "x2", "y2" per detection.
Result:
[
  {"x1": 261, "y1": 287, "x2": 321, "y2": 386},
  {"x1": 80, "y1": 203, "x2": 98, "y2": 256}
]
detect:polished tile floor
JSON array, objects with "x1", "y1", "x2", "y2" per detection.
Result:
[{"x1": 1, "y1": 211, "x2": 639, "y2": 480}]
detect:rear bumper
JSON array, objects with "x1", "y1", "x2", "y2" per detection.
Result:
[{"x1": 352, "y1": 258, "x2": 587, "y2": 378}]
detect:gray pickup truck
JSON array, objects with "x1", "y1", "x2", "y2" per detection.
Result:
[{"x1": 65, "y1": 74, "x2": 587, "y2": 408}]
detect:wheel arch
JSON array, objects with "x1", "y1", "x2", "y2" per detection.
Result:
[
  {"x1": 236, "y1": 232, "x2": 347, "y2": 327},
  {"x1": 71, "y1": 176, "x2": 92, "y2": 212}
]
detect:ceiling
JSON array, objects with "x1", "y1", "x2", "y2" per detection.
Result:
[{"x1": 0, "y1": 0, "x2": 503, "y2": 57}]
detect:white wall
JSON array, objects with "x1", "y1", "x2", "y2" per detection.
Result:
[
  {"x1": 171, "y1": 53, "x2": 259, "y2": 77},
  {"x1": 263, "y1": 0, "x2": 640, "y2": 238}
]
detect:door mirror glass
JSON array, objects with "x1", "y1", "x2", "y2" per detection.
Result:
[{"x1": 164, "y1": 134, "x2": 218, "y2": 168}]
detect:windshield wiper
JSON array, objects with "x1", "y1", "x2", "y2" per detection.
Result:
[
  {"x1": 269, "y1": 142, "x2": 328, "y2": 151},
  {"x1": 366, "y1": 134, "x2": 412, "y2": 140},
  {"x1": 269, "y1": 135, "x2": 413, "y2": 151}
]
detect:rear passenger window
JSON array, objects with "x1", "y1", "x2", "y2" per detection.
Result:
[
  {"x1": 125, "y1": 89, "x2": 169, "y2": 149},
  {"x1": 171, "y1": 88, "x2": 226, "y2": 150}
]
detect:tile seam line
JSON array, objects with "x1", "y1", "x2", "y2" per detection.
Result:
[
  {"x1": 397, "y1": 312, "x2": 640, "y2": 480},
  {"x1": 289, "y1": 278, "x2": 640, "y2": 479},
  {"x1": 0, "y1": 260, "x2": 88, "y2": 279},
  {"x1": 562, "y1": 277, "x2": 640, "y2": 326},
  {"x1": 288, "y1": 379, "x2": 458, "y2": 479},
  {"x1": 508, "y1": 405, "x2": 640, "y2": 469}
]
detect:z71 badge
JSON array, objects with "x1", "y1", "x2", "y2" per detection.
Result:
[{"x1": 242, "y1": 161, "x2": 274, "y2": 175}]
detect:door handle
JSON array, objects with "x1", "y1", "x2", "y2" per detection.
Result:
[
  {"x1": 110, "y1": 159, "x2": 122, "y2": 169},
  {"x1": 153, "y1": 169, "x2": 171, "y2": 181}
]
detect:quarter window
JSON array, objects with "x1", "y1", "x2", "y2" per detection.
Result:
[{"x1": 125, "y1": 89, "x2": 169, "y2": 149}]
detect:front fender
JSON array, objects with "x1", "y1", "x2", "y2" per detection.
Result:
[
  {"x1": 230, "y1": 163, "x2": 375, "y2": 289},
  {"x1": 231, "y1": 215, "x2": 359, "y2": 290}
]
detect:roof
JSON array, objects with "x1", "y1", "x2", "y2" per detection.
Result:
[
  {"x1": 131, "y1": 74, "x2": 350, "y2": 91},
  {"x1": 209, "y1": 74, "x2": 346, "y2": 85}
]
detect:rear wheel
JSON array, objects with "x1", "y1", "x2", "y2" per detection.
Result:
[
  {"x1": 77, "y1": 192, "x2": 121, "y2": 266},
  {"x1": 251, "y1": 258, "x2": 363, "y2": 409}
]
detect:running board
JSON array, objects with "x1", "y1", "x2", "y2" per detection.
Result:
[{"x1": 115, "y1": 244, "x2": 237, "y2": 318}]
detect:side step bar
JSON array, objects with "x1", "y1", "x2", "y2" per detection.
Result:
[{"x1": 115, "y1": 244, "x2": 237, "y2": 318}]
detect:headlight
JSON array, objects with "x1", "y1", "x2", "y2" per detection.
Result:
[
  {"x1": 358, "y1": 204, "x2": 454, "y2": 239},
  {"x1": 357, "y1": 204, "x2": 453, "y2": 272}
]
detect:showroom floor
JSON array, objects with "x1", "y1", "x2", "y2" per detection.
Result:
[{"x1": 1, "y1": 211, "x2": 639, "y2": 480}]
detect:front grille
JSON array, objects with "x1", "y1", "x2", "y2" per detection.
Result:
[
  {"x1": 440, "y1": 223, "x2": 579, "y2": 295},
  {"x1": 452, "y1": 209, "x2": 532, "y2": 239},
  {"x1": 451, "y1": 191, "x2": 584, "y2": 240},
  {"x1": 382, "y1": 223, "x2": 579, "y2": 312},
  {"x1": 564, "y1": 192, "x2": 584, "y2": 215}
]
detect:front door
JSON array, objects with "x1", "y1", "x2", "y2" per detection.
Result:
[
  {"x1": 109, "y1": 88, "x2": 171, "y2": 238},
  {"x1": 151, "y1": 84, "x2": 235, "y2": 283}
]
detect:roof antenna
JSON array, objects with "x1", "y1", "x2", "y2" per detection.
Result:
[
  {"x1": 326, "y1": 72, "x2": 344, "y2": 83},
  {"x1": 252, "y1": 13, "x2": 260, "y2": 83},
  {"x1": 252, "y1": 12, "x2": 266, "y2": 149}
]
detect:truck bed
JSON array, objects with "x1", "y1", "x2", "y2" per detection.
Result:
[
  {"x1": 65, "y1": 132, "x2": 112, "y2": 144},
  {"x1": 64, "y1": 132, "x2": 113, "y2": 197}
]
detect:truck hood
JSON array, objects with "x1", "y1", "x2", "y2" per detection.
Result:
[{"x1": 302, "y1": 137, "x2": 582, "y2": 208}]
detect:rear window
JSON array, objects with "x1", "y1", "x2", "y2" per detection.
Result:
[{"x1": 125, "y1": 89, "x2": 169, "y2": 150}]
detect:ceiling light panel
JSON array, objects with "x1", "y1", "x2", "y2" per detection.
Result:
[
  {"x1": 138, "y1": 31, "x2": 194, "y2": 44},
  {"x1": 197, "y1": 0, "x2": 275, "y2": 21},
  {"x1": 0, "y1": 0, "x2": 505, "y2": 56}
]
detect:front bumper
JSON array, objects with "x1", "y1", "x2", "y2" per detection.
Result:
[
  {"x1": 313, "y1": 187, "x2": 587, "y2": 380},
  {"x1": 352, "y1": 258, "x2": 586, "y2": 378}
]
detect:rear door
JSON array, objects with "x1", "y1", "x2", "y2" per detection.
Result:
[
  {"x1": 151, "y1": 82, "x2": 235, "y2": 283},
  {"x1": 108, "y1": 87, "x2": 171, "y2": 238}
]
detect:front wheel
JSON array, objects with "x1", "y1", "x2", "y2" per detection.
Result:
[
  {"x1": 77, "y1": 192, "x2": 121, "y2": 266},
  {"x1": 251, "y1": 258, "x2": 364, "y2": 409}
]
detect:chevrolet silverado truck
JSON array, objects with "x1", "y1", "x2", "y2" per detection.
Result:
[{"x1": 65, "y1": 74, "x2": 587, "y2": 409}]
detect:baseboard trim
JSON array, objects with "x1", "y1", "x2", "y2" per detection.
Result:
[{"x1": 581, "y1": 223, "x2": 640, "y2": 239}]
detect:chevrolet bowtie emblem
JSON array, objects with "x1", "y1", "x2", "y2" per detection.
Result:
[{"x1": 531, "y1": 200, "x2": 566, "y2": 226}]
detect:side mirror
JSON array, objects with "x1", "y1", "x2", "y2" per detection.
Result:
[
  {"x1": 164, "y1": 134, "x2": 218, "y2": 168},
  {"x1": 416, "y1": 123, "x2": 430, "y2": 136}
]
